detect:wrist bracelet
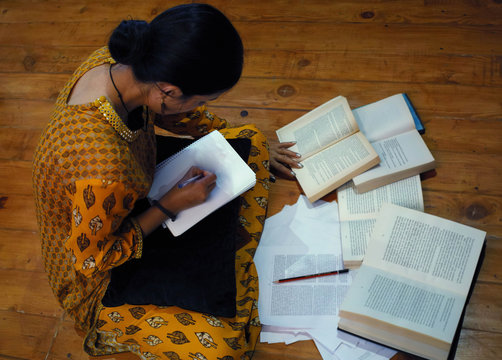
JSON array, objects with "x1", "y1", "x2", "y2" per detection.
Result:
[{"x1": 152, "y1": 200, "x2": 177, "y2": 221}]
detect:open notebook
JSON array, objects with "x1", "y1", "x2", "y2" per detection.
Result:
[{"x1": 147, "y1": 131, "x2": 256, "y2": 236}]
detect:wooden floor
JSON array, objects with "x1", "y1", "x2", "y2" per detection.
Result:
[{"x1": 1, "y1": 0, "x2": 501, "y2": 359}]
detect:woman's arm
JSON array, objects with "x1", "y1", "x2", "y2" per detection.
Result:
[
  {"x1": 66, "y1": 168, "x2": 216, "y2": 277},
  {"x1": 134, "y1": 167, "x2": 216, "y2": 236},
  {"x1": 65, "y1": 179, "x2": 143, "y2": 277}
]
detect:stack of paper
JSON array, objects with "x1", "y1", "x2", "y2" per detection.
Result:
[{"x1": 254, "y1": 195, "x2": 397, "y2": 360}]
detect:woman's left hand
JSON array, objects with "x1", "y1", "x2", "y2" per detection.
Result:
[{"x1": 269, "y1": 141, "x2": 303, "y2": 179}]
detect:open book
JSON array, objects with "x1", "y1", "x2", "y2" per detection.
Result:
[
  {"x1": 338, "y1": 203, "x2": 486, "y2": 360},
  {"x1": 351, "y1": 93, "x2": 435, "y2": 193},
  {"x1": 147, "y1": 131, "x2": 256, "y2": 236},
  {"x1": 276, "y1": 96, "x2": 379, "y2": 202},
  {"x1": 337, "y1": 175, "x2": 424, "y2": 267}
]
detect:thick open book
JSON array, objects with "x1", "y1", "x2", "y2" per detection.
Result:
[
  {"x1": 276, "y1": 96, "x2": 379, "y2": 202},
  {"x1": 147, "y1": 131, "x2": 256, "y2": 236},
  {"x1": 338, "y1": 203, "x2": 486, "y2": 360},
  {"x1": 351, "y1": 93, "x2": 436, "y2": 193},
  {"x1": 337, "y1": 175, "x2": 424, "y2": 267}
]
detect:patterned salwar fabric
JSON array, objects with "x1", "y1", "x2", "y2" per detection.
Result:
[{"x1": 33, "y1": 47, "x2": 270, "y2": 359}]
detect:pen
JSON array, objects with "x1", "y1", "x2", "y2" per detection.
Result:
[
  {"x1": 273, "y1": 269, "x2": 349, "y2": 284},
  {"x1": 178, "y1": 174, "x2": 204, "y2": 188}
]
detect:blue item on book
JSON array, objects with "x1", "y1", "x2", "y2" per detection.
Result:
[{"x1": 402, "y1": 93, "x2": 425, "y2": 134}]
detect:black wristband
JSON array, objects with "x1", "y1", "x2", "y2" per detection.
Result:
[{"x1": 152, "y1": 200, "x2": 177, "y2": 221}]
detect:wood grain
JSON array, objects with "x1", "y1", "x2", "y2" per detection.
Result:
[
  {"x1": 3, "y1": 46, "x2": 502, "y2": 88},
  {"x1": 1, "y1": 21, "x2": 501, "y2": 57},
  {"x1": 0, "y1": 310, "x2": 59, "y2": 359},
  {"x1": 0, "y1": 269, "x2": 62, "y2": 317},
  {"x1": 1, "y1": 1, "x2": 501, "y2": 359},
  {"x1": 0, "y1": 229, "x2": 44, "y2": 272},
  {"x1": 2, "y1": 74, "x2": 502, "y2": 122}
]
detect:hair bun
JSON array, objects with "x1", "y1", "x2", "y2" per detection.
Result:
[{"x1": 108, "y1": 20, "x2": 151, "y2": 65}]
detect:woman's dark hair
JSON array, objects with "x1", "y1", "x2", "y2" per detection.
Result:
[{"x1": 108, "y1": 3, "x2": 243, "y2": 96}]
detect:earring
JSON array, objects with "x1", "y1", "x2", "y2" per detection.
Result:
[{"x1": 161, "y1": 97, "x2": 167, "y2": 114}]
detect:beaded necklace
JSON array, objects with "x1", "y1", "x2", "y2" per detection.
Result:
[
  {"x1": 97, "y1": 64, "x2": 146, "y2": 142},
  {"x1": 93, "y1": 96, "x2": 141, "y2": 142}
]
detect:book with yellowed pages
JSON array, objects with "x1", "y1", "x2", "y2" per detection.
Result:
[
  {"x1": 276, "y1": 95, "x2": 380, "y2": 202},
  {"x1": 338, "y1": 203, "x2": 486, "y2": 360},
  {"x1": 337, "y1": 175, "x2": 424, "y2": 267},
  {"x1": 351, "y1": 93, "x2": 435, "y2": 193}
]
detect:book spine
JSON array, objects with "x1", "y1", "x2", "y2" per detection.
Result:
[{"x1": 402, "y1": 94, "x2": 425, "y2": 134}]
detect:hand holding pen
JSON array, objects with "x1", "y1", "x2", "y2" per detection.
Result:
[
  {"x1": 157, "y1": 167, "x2": 217, "y2": 215},
  {"x1": 178, "y1": 174, "x2": 205, "y2": 188},
  {"x1": 177, "y1": 167, "x2": 216, "y2": 192}
]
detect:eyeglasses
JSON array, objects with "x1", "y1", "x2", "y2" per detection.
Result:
[{"x1": 155, "y1": 83, "x2": 170, "y2": 96}]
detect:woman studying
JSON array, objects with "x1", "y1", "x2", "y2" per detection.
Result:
[{"x1": 32, "y1": 3, "x2": 300, "y2": 359}]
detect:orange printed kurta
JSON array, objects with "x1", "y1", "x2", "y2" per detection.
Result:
[{"x1": 33, "y1": 47, "x2": 270, "y2": 359}]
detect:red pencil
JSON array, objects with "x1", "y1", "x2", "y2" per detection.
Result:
[{"x1": 273, "y1": 268, "x2": 349, "y2": 283}]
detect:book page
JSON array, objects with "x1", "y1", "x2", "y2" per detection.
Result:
[
  {"x1": 259, "y1": 252, "x2": 354, "y2": 328},
  {"x1": 364, "y1": 204, "x2": 486, "y2": 295},
  {"x1": 340, "y1": 219, "x2": 376, "y2": 264},
  {"x1": 338, "y1": 176, "x2": 424, "y2": 263},
  {"x1": 276, "y1": 96, "x2": 359, "y2": 159},
  {"x1": 340, "y1": 265, "x2": 465, "y2": 344},
  {"x1": 295, "y1": 132, "x2": 379, "y2": 202},
  {"x1": 352, "y1": 129, "x2": 435, "y2": 192},
  {"x1": 338, "y1": 176, "x2": 424, "y2": 221},
  {"x1": 353, "y1": 94, "x2": 416, "y2": 143}
]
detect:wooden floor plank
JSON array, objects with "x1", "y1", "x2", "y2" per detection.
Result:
[
  {"x1": 0, "y1": 45, "x2": 93, "y2": 75},
  {"x1": 463, "y1": 282, "x2": 502, "y2": 332},
  {"x1": 3, "y1": 46, "x2": 502, "y2": 88},
  {"x1": 212, "y1": 108, "x2": 502, "y2": 155},
  {"x1": 421, "y1": 117, "x2": 502, "y2": 155},
  {"x1": 255, "y1": 327, "x2": 502, "y2": 360},
  {"x1": 3, "y1": 179, "x2": 502, "y2": 239},
  {"x1": 1, "y1": 21, "x2": 501, "y2": 56},
  {"x1": 2, "y1": 105, "x2": 501, "y2": 163},
  {"x1": 422, "y1": 190, "x2": 502, "y2": 236},
  {"x1": 1, "y1": 1, "x2": 500, "y2": 359},
  {"x1": 2, "y1": 74, "x2": 502, "y2": 122},
  {"x1": 0, "y1": 310, "x2": 59, "y2": 360},
  {"x1": 0, "y1": 129, "x2": 41, "y2": 161},
  {"x1": 0, "y1": 194, "x2": 38, "y2": 232},
  {"x1": 5, "y1": 139, "x2": 502, "y2": 198},
  {"x1": 0, "y1": 229, "x2": 44, "y2": 272},
  {"x1": 218, "y1": 78, "x2": 502, "y2": 120},
  {"x1": 46, "y1": 319, "x2": 89, "y2": 360},
  {"x1": 0, "y1": 269, "x2": 62, "y2": 317},
  {"x1": 2, "y1": 0, "x2": 502, "y2": 25},
  {"x1": 479, "y1": 236, "x2": 502, "y2": 283},
  {"x1": 455, "y1": 329, "x2": 502, "y2": 359},
  {"x1": 425, "y1": 151, "x2": 502, "y2": 195},
  {"x1": 254, "y1": 339, "x2": 322, "y2": 360},
  {"x1": 0, "y1": 160, "x2": 34, "y2": 195},
  {"x1": 207, "y1": 0, "x2": 502, "y2": 26},
  {"x1": 236, "y1": 22, "x2": 502, "y2": 54},
  {"x1": 0, "y1": 0, "x2": 189, "y2": 24},
  {"x1": 0, "y1": 99, "x2": 53, "y2": 129},
  {"x1": 244, "y1": 50, "x2": 502, "y2": 87}
]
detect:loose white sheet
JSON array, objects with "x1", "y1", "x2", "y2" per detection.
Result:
[{"x1": 255, "y1": 195, "x2": 397, "y2": 360}]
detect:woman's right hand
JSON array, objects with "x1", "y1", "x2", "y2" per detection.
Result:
[{"x1": 158, "y1": 166, "x2": 217, "y2": 215}]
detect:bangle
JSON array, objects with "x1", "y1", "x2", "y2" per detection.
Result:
[{"x1": 151, "y1": 200, "x2": 177, "y2": 221}]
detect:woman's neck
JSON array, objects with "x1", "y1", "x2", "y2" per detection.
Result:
[{"x1": 108, "y1": 64, "x2": 146, "y2": 119}]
